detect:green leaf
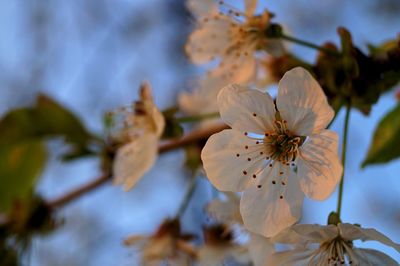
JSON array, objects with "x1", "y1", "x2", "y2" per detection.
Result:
[
  {"x1": 0, "y1": 94, "x2": 97, "y2": 159},
  {"x1": 362, "y1": 103, "x2": 400, "y2": 167},
  {"x1": 0, "y1": 141, "x2": 47, "y2": 213}
]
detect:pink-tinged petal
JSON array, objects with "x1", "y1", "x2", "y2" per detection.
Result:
[
  {"x1": 185, "y1": 15, "x2": 232, "y2": 64},
  {"x1": 206, "y1": 192, "x2": 242, "y2": 225},
  {"x1": 290, "y1": 224, "x2": 338, "y2": 244},
  {"x1": 186, "y1": 0, "x2": 218, "y2": 18},
  {"x1": 339, "y1": 224, "x2": 400, "y2": 252},
  {"x1": 297, "y1": 130, "x2": 342, "y2": 200},
  {"x1": 248, "y1": 233, "x2": 275, "y2": 266},
  {"x1": 217, "y1": 84, "x2": 276, "y2": 134},
  {"x1": 212, "y1": 54, "x2": 258, "y2": 85},
  {"x1": 272, "y1": 224, "x2": 338, "y2": 245},
  {"x1": 266, "y1": 249, "x2": 316, "y2": 266},
  {"x1": 277, "y1": 67, "x2": 334, "y2": 136},
  {"x1": 244, "y1": 0, "x2": 258, "y2": 16},
  {"x1": 113, "y1": 134, "x2": 158, "y2": 191},
  {"x1": 240, "y1": 169, "x2": 304, "y2": 237},
  {"x1": 201, "y1": 129, "x2": 266, "y2": 192},
  {"x1": 352, "y1": 248, "x2": 399, "y2": 266}
]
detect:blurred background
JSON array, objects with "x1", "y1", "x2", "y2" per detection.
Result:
[{"x1": 0, "y1": 0, "x2": 399, "y2": 265}]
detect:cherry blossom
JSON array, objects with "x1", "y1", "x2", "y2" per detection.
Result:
[
  {"x1": 185, "y1": 0, "x2": 284, "y2": 86},
  {"x1": 201, "y1": 67, "x2": 342, "y2": 237},
  {"x1": 111, "y1": 82, "x2": 165, "y2": 191},
  {"x1": 124, "y1": 219, "x2": 195, "y2": 266},
  {"x1": 266, "y1": 223, "x2": 400, "y2": 266}
]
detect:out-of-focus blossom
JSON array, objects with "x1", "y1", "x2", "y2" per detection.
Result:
[
  {"x1": 197, "y1": 224, "x2": 251, "y2": 266},
  {"x1": 201, "y1": 67, "x2": 342, "y2": 237},
  {"x1": 185, "y1": 0, "x2": 284, "y2": 86},
  {"x1": 265, "y1": 223, "x2": 400, "y2": 266},
  {"x1": 206, "y1": 193, "x2": 277, "y2": 266},
  {"x1": 186, "y1": 0, "x2": 219, "y2": 18},
  {"x1": 178, "y1": 75, "x2": 223, "y2": 118},
  {"x1": 111, "y1": 82, "x2": 165, "y2": 191},
  {"x1": 124, "y1": 219, "x2": 196, "y2": 266},
  {"x1": 206, "y1": 192, "x2": 243, "y2": 226}
]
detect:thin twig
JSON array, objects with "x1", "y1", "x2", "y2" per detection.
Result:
[{"x1": 46, "y1": 123, "x2": 228, "y2": 209}]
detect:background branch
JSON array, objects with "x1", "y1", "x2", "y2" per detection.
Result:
[{"x1": 46, "y1": 123, "x2": 228, "y2": 209}]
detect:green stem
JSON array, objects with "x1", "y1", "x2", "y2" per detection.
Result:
[
  {"x1": 176, "y1": 174, "x2": 198, "y2": 218},
  {"x1": 336, "y1": 102, "x2": 351, "y2": 218},
  {"x1": 176, "y1": 112, "x2": 219, "y2": 123},
  {"x1": 280, "y1": 33, "x2": 341, "y2": 57}
]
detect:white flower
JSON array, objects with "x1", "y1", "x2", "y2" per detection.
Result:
[
  {"x1": 201, "y1": 67, "x2": 342, "y2": 237},
  {"x1": 124, "y1": 219, "x2": 195, "y2": 266},
  {"x1": 185, "y1": 0, "x2": 284, "y2": 86},
  {"x1": 112, "y1": 82, "x2": 165, "y2": 191},
  {"x1": 266, "y1": 223, "x2": 400, "y2": 266}
]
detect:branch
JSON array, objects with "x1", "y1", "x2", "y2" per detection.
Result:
[{"x1": 47, "y1": 123, "x2": 228, "y2": 209}]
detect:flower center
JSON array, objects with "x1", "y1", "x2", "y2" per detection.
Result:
[
  {"x1": 264, "y1": 120, "x2": 304, "y2": 163},
  {"x1": 317, "y1": 237, "x2": 355, "y2": 265}
]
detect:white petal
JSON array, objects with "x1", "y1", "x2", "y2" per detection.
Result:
[
  {"x1": 197, "y1": 246, "x2": 228, "y2": 266},
  {"x1": 178, "y1": 75, "x2": 223, "y2": 116},
  {"x1": 178, "y1": 91, "x2": 218, "y2": 116},
  {"x1": 113, "y1": 134, "x2": 158, "y2": 191},
  {"x1": 206, "y1": 194, "x2": 242, "y2": 225},
  {"x1": 244, "y1": 0, "x2": 258, "y2": 16},
  {"x1": 186, "y1": 0, "x2": 218, "y2": 18},
  {"x1": 185, "y1": 15, "x2": 232, "y2": 64},
  {"x1": 151, "y1": 106, "x2": 165, "y2": 137},
  {"x1": 271, "y1": 224, "x2": 336, "y2": 246},
  {"x1": 338, "y1": 223, "x2": 400, "y2": 252},
  {"x1": 290, "y1": 224, "x2": 338, "y2": 244},
  {"x1": 240, "y1": 168, "x2": 304, "y2": 237},
  {"x1": 201, "y1": 129, "x2": 266, "y2": 192},
  {"x1": 217, "y1": 84, "x2": 276, "y2": 134},
  {"x1": 212, "y1": 54, "x2": 258, "y2": 85},
  {"x1": 266, "y1": 248, "x2": 316, "y2": 266},
  {"x1": 297, "y1": 130, "x2": 342, "y2": 200},
  {"x1": 248, "y1": 233, "x2": 275, "y2": 266},
  {"x1": 352, "y1": 248, "x2": 399, "y2": 266},
  {"x1": 197, "y1": 245, "x2": 249, "y2": 266},
  {"x1": 276, "y1": 67, "x2": 334, "y2": 136}
]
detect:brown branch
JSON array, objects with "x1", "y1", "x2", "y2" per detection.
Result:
[{"x1": 47, "y1": 123, "x2": 228, "y2": 209}]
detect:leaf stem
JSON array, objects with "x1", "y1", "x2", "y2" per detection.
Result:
[
  {"x1": 336, "y1": 102, "x2": 351, "y2": 218},
  {"x1": 280, "y1": 33, "x2": 341, "y2": 57},
  {"x1": 176, "y1": 173, "x2": 198, "y2": 218},
  {"x1": 176, "y1": 112, "x2": 219, "y2": 123}
]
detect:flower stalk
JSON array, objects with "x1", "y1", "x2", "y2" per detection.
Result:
[
  {"x1": 336, "y1": 102, "x2": 351, "y2": 218},
  {"x1": 176, "y1": 173, "x2": 198, "y2": 218},
  {"x1": 279, "y1": 33, "x2": 340, "y2": 56},
  {"x1": 47, "y1": 123, "x2": 228, "y2": 209}
]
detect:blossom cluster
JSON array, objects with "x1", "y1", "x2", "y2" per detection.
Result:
[{"x1": 108, "y1": 0, "x2": 400, "y2": 265}]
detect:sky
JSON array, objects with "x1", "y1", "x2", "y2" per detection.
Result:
[{"x1": 0, "y1": 0, "x2": 399, "y2": 265}]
